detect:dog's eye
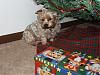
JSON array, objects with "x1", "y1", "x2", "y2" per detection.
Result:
[
  {"x1": 48, "y1": 18, "x2": 51, "y2": 21},
  {"x1": 41, "y1": 19, "x2": 44, "y2": 21}
]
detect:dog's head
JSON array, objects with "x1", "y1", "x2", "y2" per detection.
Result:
[{"x1": 35, "y1": 9, "x2": 59, "y2": 29}]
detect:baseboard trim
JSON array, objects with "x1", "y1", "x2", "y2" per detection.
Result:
[
  {"x1": 0, "y1": 32, "x2": 23, "y2": 44},
  {"x1": 0, "y1": 20, "x2": 85, "y2": 44},
  {"x1": 61, "y1": 19, "x2": 84, "y2": 29}
]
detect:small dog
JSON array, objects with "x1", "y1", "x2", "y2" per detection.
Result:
[{"x1": 22, "y1": 9, "x2": 61, "y2": 46}]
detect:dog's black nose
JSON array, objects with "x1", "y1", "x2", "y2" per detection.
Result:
[{"x1": 44, "y1": 24, "x2": 48, "y2": 27}]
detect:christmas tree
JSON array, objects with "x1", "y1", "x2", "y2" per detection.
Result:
[{"x1": 34, "y1": 0, "x2": 100, "y2": 21}]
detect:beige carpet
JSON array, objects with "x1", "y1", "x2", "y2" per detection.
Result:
[{"x1": 0, "y1": 40, "x2": 36, "y2": 75}]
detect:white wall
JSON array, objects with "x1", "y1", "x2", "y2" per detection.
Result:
[
  {"x1": 0, "y1": 0, "x2": 76, "y2": 36},
  {"x1": 0, "y1": 0, "x2": 43, "y2": 36}
]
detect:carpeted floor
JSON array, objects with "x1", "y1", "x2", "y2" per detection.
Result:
[{"x1": 0, "y1": 40, "x2": 36, "y2": 75}]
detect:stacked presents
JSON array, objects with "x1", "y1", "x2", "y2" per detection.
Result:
[{"x1": 34, "y1": 46, "x2": 100, "y2": 75}]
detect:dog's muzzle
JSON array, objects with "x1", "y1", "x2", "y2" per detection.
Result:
[{"x1": 43, "y1": 24, "x2": 55, "y2": 29}]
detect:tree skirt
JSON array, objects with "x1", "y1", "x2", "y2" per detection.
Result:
[
  {"x1": 34, "y1": 0, "x2": 100, "y2": 20},
  {"x1": 37, "y1": 24, "x2": 100, "y2": 57}
]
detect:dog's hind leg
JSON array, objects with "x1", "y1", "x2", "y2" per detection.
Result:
[{"x1": 23, "y1": 29, "x2": 36, "y2": 45}]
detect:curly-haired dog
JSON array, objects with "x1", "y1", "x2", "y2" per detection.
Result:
[{"x1": 22, "y1": 9, "x2": 61, "y2": 46}]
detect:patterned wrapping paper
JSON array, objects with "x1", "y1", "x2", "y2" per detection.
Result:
[
  {"x1": 34, "y1": 46, "x2": 71, "y2": 75},
  {"x1": 37, "y1": 25, "x2": 100, "y2": 57},
  {"x1": 85, "y1": 58, "x2": 100, "y2": 75},
  {"x1": 56, "y1": 51, "x2": 88, "y2": 75},
  {"x1": 35, "y1": 46, "x2": 100, "y2": 75},
  {"x1": 35, "y1": 60, "x2": 56, "y2": 75}
]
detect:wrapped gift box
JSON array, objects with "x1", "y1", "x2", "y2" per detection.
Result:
[
  {"x1": 34, "y1": 46, "x2": 70, "y2": 75},
  {"x1": 56, "y1": 51, "x2": 88, "y2": 75}
]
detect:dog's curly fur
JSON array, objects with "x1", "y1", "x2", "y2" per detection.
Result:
[{"x1": 22, "y1": 9, "x2": 61, "y2": 46}]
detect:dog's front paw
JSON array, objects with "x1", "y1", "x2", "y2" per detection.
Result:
[
  {"x1": 50, "y1": 38, "x2": 54, "y2": 42},
  {"x1": 42, "y1": 41, "x2": 47, "y2": 45},
  {"x1": 41, "y1": 38, "x2": 47, "y2": 45}
]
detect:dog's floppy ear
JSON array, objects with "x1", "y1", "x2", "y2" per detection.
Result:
[
  {"x1": 53, "y1": 12, "x2": 58, "y2": 16},
  {"x1": 35, "y1": 9, "x2": 43, "y2": 14},
  {"x1": 52, "y1": 12, "x2": 60, "y2": 19}
]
